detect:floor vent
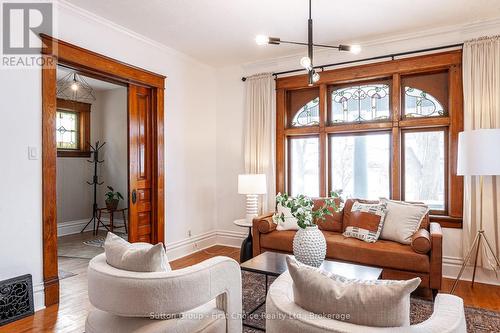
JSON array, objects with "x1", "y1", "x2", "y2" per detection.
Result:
[{"x1": 0, "y1": 274, "x2": 34, "y2": 326}]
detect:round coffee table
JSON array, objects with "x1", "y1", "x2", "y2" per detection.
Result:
[{"x1": 233, "y1": 219, "x2": 253, "y2": 262}]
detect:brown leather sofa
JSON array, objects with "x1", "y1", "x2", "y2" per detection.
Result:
[{"x1": 252, "y1": 198, "x2": 443, "y2": 296}]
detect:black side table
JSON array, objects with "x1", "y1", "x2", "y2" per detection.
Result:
[{"x1": 233, "y1": 219, "x2": 253, "y2": 262}]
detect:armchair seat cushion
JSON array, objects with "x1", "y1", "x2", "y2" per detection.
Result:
[
  {"x1": 324, "y1": 232, "x2": 430, "y2": 273},
  {"x1": 86, "y1": 300, "x2": 226, "y2": 333}
]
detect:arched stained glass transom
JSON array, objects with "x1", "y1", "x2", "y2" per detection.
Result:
[
  {"x1": 291, "y1": 97, "x2": 319, "y2": 127},
  {"x1": 404, "y1": 87, "x2": 445, "y2": 118},
  {"x1": 330, "y1": 84, "x2": 390, "y2": 123}
]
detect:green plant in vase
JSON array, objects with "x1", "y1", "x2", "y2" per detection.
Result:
[
  {"x1": 274, "y1": 190, "x2": 343, "y2": 267},
  {"x1": 274, "y1": 191, "x2": 342, "y2": 229},
  {"x1": 105, "y1": 186, "x2": 124, "y2": 210}
]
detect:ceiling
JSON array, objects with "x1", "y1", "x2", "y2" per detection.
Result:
[
  {"x1": 65, "y1": 0, "x2": 500, "y2": 67},
  {"x1": 57, "y1": 66, "x2": 123, "y2": 91}
]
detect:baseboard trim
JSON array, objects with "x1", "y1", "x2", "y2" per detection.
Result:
[
  {"x1": 57, "y1": 218, "x2": 125, "y2": 237},
  {"x1": 33, "y1": 282, "x2": 45, "y2": 311},
  {"x1": 443, "y1": 256, "x2": 500, "y2": 286},
  {"x1": 57, "y1": 219, "x2": 89, "y2": 237},
  {"x1": 165, "y1": 230, "x2": 245, "y2": 261}
]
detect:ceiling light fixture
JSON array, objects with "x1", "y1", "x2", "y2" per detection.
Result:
[
  {"x1": 57, "y1": 72, "x2": 96, "y2": 103},
  {"x1": 255, "y1": 0, "x2": 361, "y2": 86}
]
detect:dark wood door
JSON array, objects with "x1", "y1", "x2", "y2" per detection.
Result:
[{"x1": 128, "y1": 85, "x2": 153, "y2": 242}]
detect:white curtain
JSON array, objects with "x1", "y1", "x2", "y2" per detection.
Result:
[
  {"x1": 244, "y1": 73, "x2": 276, "y2": 213},
  {"x1": 462, "y1": 36, "x2": 500, "y2": 269}
]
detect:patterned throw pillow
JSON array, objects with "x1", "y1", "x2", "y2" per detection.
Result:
[{"x1": 342, "y1": 201, "x2": 387, "y2": 243}]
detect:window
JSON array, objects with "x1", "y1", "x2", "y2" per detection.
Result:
[
  {"x1": 330, "y1": 133, "x2": 390, "y2": 199},
  {"x1": 57, "y1": 111, "x2": 79, "y2": 150},
  {"x1": 276, "y1": 51, "x2": 464, "y2": 227},
  {"x1": 330, "y1": 83, "x2": 390, "y2": 123},
  {"x1": 291, "y1": 98, "x2": 319, "y2": 127},
  {"x1": 289, "y1": 137, "x2": 319, "y2": 197},
  {"x1": 402, "y1": 71, "x2": 448, "y2": 118},
  {"x1": 403, "y1": 130, "x2": 446, "y2": 210},
  {"x1": 404, "y1": 87, "x2": 444, "y2": 117},
  {"x1": 56, "y1": 99, "x2": 91, "y2": 157}
]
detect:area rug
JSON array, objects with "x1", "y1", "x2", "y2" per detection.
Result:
[{"x1": 241, "y1": 271, "x2": 500, "y2": 332}]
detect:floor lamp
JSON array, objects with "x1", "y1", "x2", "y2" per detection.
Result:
[{"x1": 451, "y1": 129, "x2": 500, "y2": 294}]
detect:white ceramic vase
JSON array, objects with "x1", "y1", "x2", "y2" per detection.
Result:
[{"x1": 292, "y1": 225, "x2": 326, "y2": 267}]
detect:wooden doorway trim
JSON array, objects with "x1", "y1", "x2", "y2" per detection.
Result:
[{"x1": 41, "y1": 35, "x2": 165, "y2": 306}]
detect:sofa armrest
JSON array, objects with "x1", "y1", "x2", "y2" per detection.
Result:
[
  {"x1": 253, "y1": 213, "x2": 276, "y2": 233},
  {"x1": 429, "y1": 222, "x2": 443, "y2": 290},
  {"x1": 252, "y1": 213, "x2": 275, "y2": 257}
]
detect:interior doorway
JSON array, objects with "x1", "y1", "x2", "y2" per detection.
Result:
[
  {"x1": 41, "y1": 35, "x2": 165, "y2": 307},
  {"x1": 56, "y1": 64, "x2": 128, "y2": 265}
]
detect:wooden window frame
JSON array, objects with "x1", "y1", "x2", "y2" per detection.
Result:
[
  {"x1": 400, "y1": 127, "x2": 449, "y2": 215},
  {"x1": 276, "y1": 50, "x2": 463, "y2": 228},
  {"x1": 56, "y1": 98, "x2": 91, "y2": 157}
]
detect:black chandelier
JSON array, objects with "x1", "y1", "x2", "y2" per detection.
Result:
[{"x1": 255, "y1": 0, "x2": 361, "y2": 86}]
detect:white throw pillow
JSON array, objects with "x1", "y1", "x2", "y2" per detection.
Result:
[
  {"x1": 104, "y1": 232, "x2": 171, "y2": 272},
  {"x1": 379, "y1": 198, "x2": 429, "y2": 244},
  {"x1": 274, "y1": 203, "x2": 299, "y2": 231},
  {"x1": 286, "y1": 256, "x2": 420, "y2": 327}
]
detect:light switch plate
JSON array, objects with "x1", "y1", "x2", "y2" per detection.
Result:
[{"x1": 28, "y1": 146, "x2": 38, "y2": 160}]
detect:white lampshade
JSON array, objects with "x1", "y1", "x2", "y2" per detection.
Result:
[
  {"x1": 457, "y1": 129, "x2": 500, "y2": 176},
  {"x1": 238, "y1": 174, "x2": 267, "y2": 194}
]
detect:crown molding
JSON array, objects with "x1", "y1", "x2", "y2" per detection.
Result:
[
  {"x1": 55, "y1": 0, "x2": 213, "y2": 70},
  {"x1": 243, "y1": 16, "x2": 500, "y2": 70}
]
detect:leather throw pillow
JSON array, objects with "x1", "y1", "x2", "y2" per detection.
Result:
[{"x1": 343, "y1": 201, "x2": 387, "y2": 243}]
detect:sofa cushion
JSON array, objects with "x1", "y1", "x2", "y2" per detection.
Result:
[
  {"x1": 313, "y1": 198, "x2": 343, "y2": 232},
  {"x1": 260, "y1": 230, "x2": 295, "y2": 253},
  {"x1": 324, "y1": 232, "x2": 430, "y2": 273},
  {"x1": 342, "y1": 201, "x2": 387, "y2": 243}
]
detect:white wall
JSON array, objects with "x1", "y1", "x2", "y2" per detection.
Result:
[
  {"x1": 0, "y1": 2, "x2": 218, "y2": 310},
  {"x1": 96, "y1": 88, "x2": 128, "y2": 211},
  {"x1": 214, "y1": 18, "x2": 500, "y2": 285}
]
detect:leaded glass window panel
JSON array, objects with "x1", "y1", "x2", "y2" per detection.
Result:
[
  {"x1": 330, "y1": 84, "x2": 390, "y2": 123},
  {"x1": 56, "y1": 110, "x2": 79, "y2": 150},
  {"x1": 404, "y1": 87, "x2": 445, "y2": 118},
  {"x1": 291, "y1": 98, "x2": 319, "y2": 127}
]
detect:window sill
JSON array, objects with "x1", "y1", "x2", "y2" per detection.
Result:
[
  {"x1": 57, "y1": 150, "x2": 91, "y2": 158},
  {"x1": 429, "y1": 215, "x2": 462, "y2": 229}
]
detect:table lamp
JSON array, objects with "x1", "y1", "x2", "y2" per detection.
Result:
[
  {"x1": 451, "y1": 129, "x2": 500, "y2": 293},
  {"x1": 238, "y1": 174, "x2": 267, "y2": 221}
]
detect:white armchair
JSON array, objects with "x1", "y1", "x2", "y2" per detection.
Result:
[
  {"x1": 85, "y1": 253, "x2": 242, "y2": 333},
  {"x1": 266, "y1": 272, "x2": 466, "y2": 333}
]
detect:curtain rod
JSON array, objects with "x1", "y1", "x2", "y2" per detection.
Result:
[{"x1": 241, "y1": 43, "x2": 463, "y2": 82}]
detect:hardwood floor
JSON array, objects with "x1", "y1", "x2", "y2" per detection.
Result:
[{"x1": 0, "y1": 244, "x2": 498, "y2": 333}]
